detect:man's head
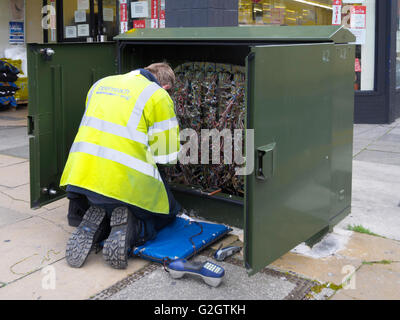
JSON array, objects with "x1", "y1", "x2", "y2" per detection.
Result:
[{"x1": 145, "y1": 62, "x2": 175, "y2": 92}]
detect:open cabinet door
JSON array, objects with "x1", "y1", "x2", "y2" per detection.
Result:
[
  {"x1": 245, "y1": 43, "x2": 334, "y2": 275},
  {"x1": 28, "y1": 43, "x2": 116, "y2": 208}
]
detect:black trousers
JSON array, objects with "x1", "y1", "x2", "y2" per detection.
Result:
[{"x1": 67, "y1": 171, "x2": 181, "y2": 243}]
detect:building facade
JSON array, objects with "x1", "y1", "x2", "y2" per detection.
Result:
[{"x1": 18, "y1": 1, "x2": 400, "y2": 123}]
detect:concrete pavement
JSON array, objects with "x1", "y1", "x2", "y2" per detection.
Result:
[
  {"x1": 0, "y1": 106, "x2": 399, "y2": 300},
  {"x1": 276, "y1": 118, "x2": 400, "y2": 300}
]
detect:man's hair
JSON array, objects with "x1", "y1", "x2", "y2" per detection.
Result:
[{"x1": 145, "y1": 62, "x2": 175, "y2": 89}]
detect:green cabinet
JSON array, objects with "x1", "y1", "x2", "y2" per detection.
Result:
[
  {"x1": 28, "y1": 43, "x2": 117, "y2": 208},
  {"x1": 28, "y1": 26, "x2": 355, "y2": 275}
]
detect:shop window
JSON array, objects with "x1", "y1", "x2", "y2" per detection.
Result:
[
  {"x1": 238, "y1": 0, "x2": 376, "y2": 91},
  {"x1": 62, "y1": 0, "x2": 91, "y2": 40},
  {"x1": 58, "y1": 0, "x2": 117, "y2": 42},
  {"x1": 100, "y1": 0, "x2": 118, "y2": 39}
]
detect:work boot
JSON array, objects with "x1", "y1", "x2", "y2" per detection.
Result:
[
  {"x1": 103, "y1": 207, "x2": 141, "y2": 269},
  {"x1": 66, "y1": 206, "x2": 109, "y2": 268}
]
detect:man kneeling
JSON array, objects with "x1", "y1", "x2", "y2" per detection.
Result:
[{"x1": 60, "y1": 63, "x2": 181, "y2": 269}]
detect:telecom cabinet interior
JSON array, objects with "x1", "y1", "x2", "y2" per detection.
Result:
[{"x1": 119, "y1": 43, "x2": 251, "y2": 227}]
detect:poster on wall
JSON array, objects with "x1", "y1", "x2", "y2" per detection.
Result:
[
  {"x1": 131, "y1": 1, "x2": 149, "y2": 18},
  {"x1": 349, "y1": 5, "x2": 367, "y2": 45},
  {"x1": 120, "y1": 0, "x2": 128, "y2": 33},
  {"x1": 332, "y1": 0, "x2": 342, "y2": 26},
  {"x1": 159, "y1": 0, "x2": 165, "y2": 28},
  {"x1": 350, "y1": 6, "x2": 367, "y2": 29},
  {"x1": 77, "y1": 0, "x2": 90, "y2": 10},
  {"x1": 151, "y1": 0, "x2": 159, "y2": 28},
  {"x1": 65, "y1": 26, "x2": 78, "y2": 38},
  {"x1": 334, "y1": 2, "x2": 367, "y2": 45},
  {"x1": 103, "y1": 8, "x2": 114, "y2": 22},
  {"x1": 75, "y1": 10, "x2": 87, "y2": 23},
  {"x1": 9, "y1": 21, "x2": 24, "y2": 44},
  {"x1": 77, "y1": 24, "x2": 90, "y2": 37},
  {"x1": 133, "y1": 20, "x2": 146, "y2": 29}
]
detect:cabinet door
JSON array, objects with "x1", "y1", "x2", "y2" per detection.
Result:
[
  {"x1": 28, "y1": 43, "x2": 116, "y2": 208},
  {"x1": 245, "y1": 43, "x2": 334, "y2": 275}
]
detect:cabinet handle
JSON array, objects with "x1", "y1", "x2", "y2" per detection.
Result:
[{"x1": 256, "y1": 142, "x2": 276, "y2": 181}]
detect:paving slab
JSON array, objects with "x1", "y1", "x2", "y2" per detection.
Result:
[
  {"x1": 0, "y1": 183, "x2": 30, "y2": 202},
  {"x1": 351, "y1": 176, "x2": 400, "y2": 209},
  {"x1": 376, "y1": 130, "x2": 400, "y2": 143},
  {"x1": 0, "y1": 127, "x2": 28, "y2": 154},
  {"x1": 0, "y1": 161, "x2": 30, "y2": 188},
  {"x1": 337, "y1": 232, "x2": 400, "y2": 263},
  {"x1": 0, "y1": 118, "x2": 26, "y2": 127},
  {"x1": 353, "y1": 159, "x2": 400, "y2": 183},
  {"x1": 330, "y1": 290, "x2": 358, "y2": 300},
  {"x1": 0, "y1": 106, "x2": 28, "y2": 127},
  {"x1": 37, "y1": 205, "x2": 75, "y2": 235},
  {"x1": 270, "y1": 252, "x2": 362, "y2": 286},
  {"x1": 332, "y1": 262, "x2": 400, "y2": 300},
  {"x1": 42, "y1": 198, "x2": 69, "y2": 211},
  {"x1": 0, "y1": 206, "x2": 32, "y2": 228},
  {"x1": 0, "y1": 217, "x2": 70, "y2": 283},
  {"x1": 0, "y1": 185, "x2": 46, "y2": 216},
  {"x1": 0, "y1": 255, "x2": 150, "y2": 300},
  {"x1": 2, "y1": 145, "x2": 29, "y2": 159},
  {"x1": 353, "y1": 124, "x2": 380, "y2": 138},
  {"x1": 108, "y1": 256, "x2": 296, "y2": 300},
  {"x1": 354, "y1": 149, "x2": 400, "y2": 166},
  {"x1": 353, "y1": 125, "x2": 392, "y2": 141},
  {"x1": 353, "y1": 137, "x2": 372, "y2": 150},
  {"x1": 340, "y1": 159, "x2": 400, "y2": 241},
  {"x1": 338, "y1": 205, "x2": 400, "y2": 241},
  {"x1": 367, "y1": 142, "x2": 400, "y2": 154},
  {"x1": 0, "y1": 154, "x2": 27, "y2": 168}
]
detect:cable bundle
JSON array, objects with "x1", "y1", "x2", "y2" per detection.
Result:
[{"x1": 161, "y1": 62, "x2": 246, "y2": 197}]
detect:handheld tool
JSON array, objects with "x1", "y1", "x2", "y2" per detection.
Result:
[
  {"x1": 167, "y1": 259, "x2": 225, "y2": 287},
  {"x1": 214, "y1": 245, "x2": 242, "y2": 261}
]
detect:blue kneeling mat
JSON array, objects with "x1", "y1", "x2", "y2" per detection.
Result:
[{"x1": 132, "y1": 217, "x2": 232, "y2": 263}]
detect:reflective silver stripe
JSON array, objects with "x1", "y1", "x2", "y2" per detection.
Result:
[
  {"x1": 70, "y1": 141, "x2": 162, "y2": 181},
  {"x1": 153, "y1": 151, "x2": 179, "y2": 164},
  {"x1": 81, "y1": 82, "x2": 161, "y2": 147},
  {"x1": 128, "y1": 82, "x2": 161, "y2": 130},
  {"x1": 81, "y1": 116, "x2": 148, "y2": 146},
  {"x1": 148, "y1": 117, "x2": 179, "y2": 136}
]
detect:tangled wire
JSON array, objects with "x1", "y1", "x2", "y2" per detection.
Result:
[{"x1": 160, "y1": 62, "x2": 246, "y2": 197}]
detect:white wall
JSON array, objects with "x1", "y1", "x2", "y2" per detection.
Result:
[{"x1": 0, "y1": 1, "x2": 12, "y2": 57}]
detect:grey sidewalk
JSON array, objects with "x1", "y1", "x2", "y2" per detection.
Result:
[
  {"x1": 340, "y1": 118, "x2": 400, "y2": 241},
  {"x1": 0, "y1": 106, "x2": 399, "y2": 300}
]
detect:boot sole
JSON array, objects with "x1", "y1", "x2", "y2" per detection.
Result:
[
  {"x1": 66, "y1": 206, "x2": 106, "y2": 268},
  {"x1": 103, "y1": 207, "x2": 133, "y2": 269}
]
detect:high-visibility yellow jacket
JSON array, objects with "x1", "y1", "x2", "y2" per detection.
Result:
[{"x1": 60, "y1": 70, "x2": 180, "y2": 214}]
